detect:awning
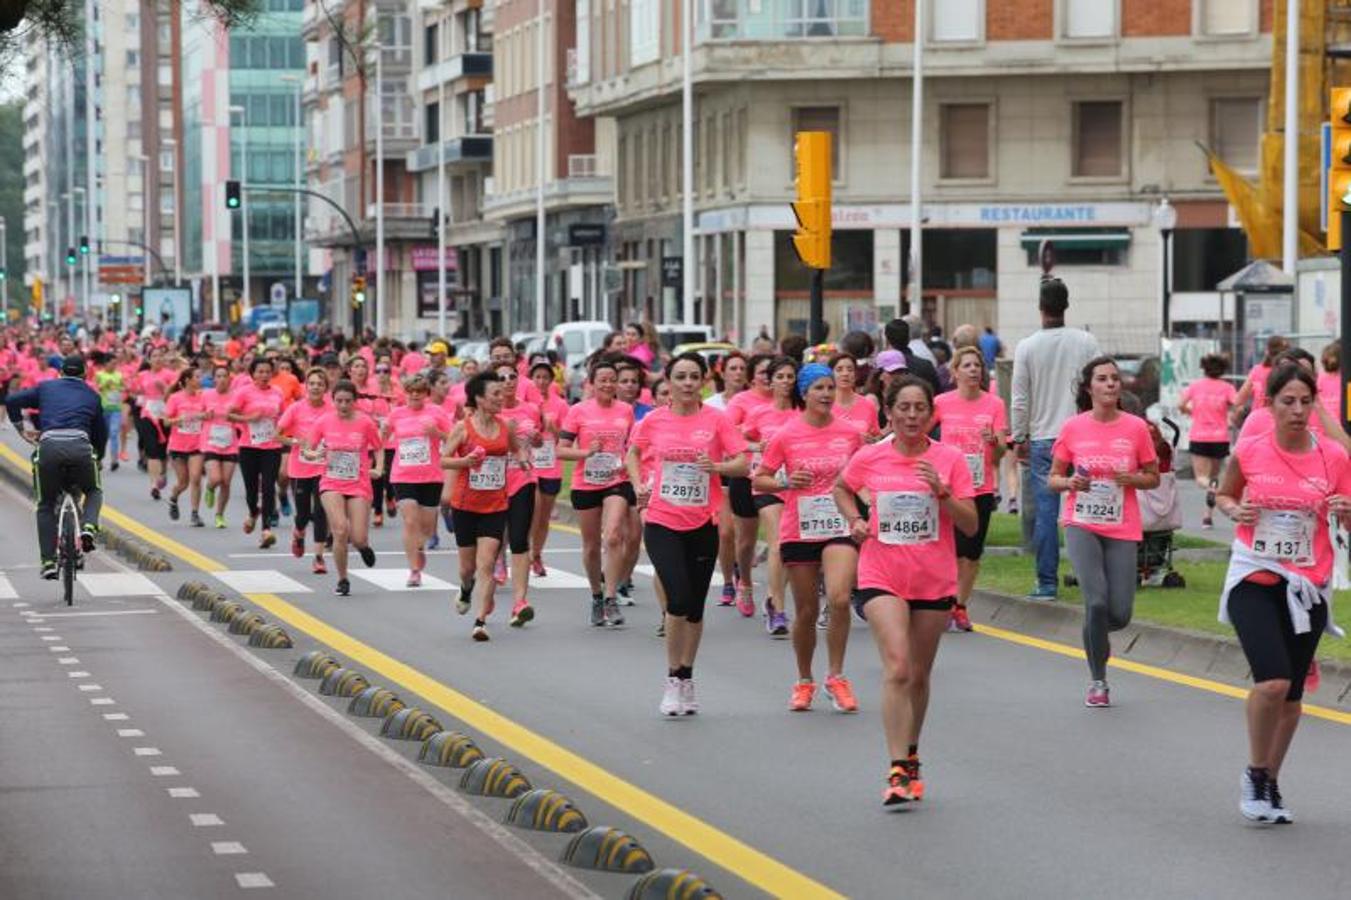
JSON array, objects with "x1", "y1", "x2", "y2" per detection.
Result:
[{"x1": 1018, "y1": 228, "x2": 1131, "y2": 250}]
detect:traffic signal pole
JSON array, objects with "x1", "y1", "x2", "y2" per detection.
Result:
[{"x1": 1342, "y1": 207, "x2": 1350, "y2": 434}]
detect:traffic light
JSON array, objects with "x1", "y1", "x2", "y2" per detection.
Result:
[
  {"x1": 352, "y1": 274, "x2": 367, "y2": 305},
  {"x1": 225, "y1": 180, "x2": 242, "y2": 210},
  {"x1": 1328, "y1": 88, "x2": 1351, "y2": 251},
  {"x1": 78, "y1": 235, "x2": 89, "y2": 256},
  {"x1": 791, "y1": 131, "x2": 832, "y2": 270},
  {"x1": 109, "y1": 292, "x2": 121, "y2": 305},
  {"x1": 0, "y1": 266, "x2": 7, "y2": 281},
  {"x1": 65, "y1": 246, "x2": 77, "y2": 266}
]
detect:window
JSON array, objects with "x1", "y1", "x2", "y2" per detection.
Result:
[
  {"x1": 126, "y1": 13, "x2": 139, "y2": 30},
  {"x1": 425, "y1": 23, "x2": 438, "y2": 65},
  {"x1": 158, "y1": 63, "x2": 172, "y2": 87},
  {"x1": 791, "y1": 106, "x2": 840, "y2": 180},
  {"x1": 160, "y1": 148, "x2": 174, "y2": 171},
  {"x1": 920, "y1": 230, "x2": 997, "y2": 289},
  {"x1": 126, "y1": 50, "x2": 139, "y2": 67},
  {"x1": 660, "y1": 121, "x2": 671, "y2": 200},
  {"x1": 425, "y1": 101, "x2": 439, "y2": 145},
  {"x1": 1211, "y1": 97, "x2": 1261, "y2": 173},
  {"x1": 721, "y1": 111, "x2": 733, "y2": 192},
  {"x1": 617, "y1": 134, "x2": 627, "y2": 207},
  {"x1": 931, "y1": 0, "x2": 982, "y2": 43},
  {"x1": 575, "y1": 0, "x2": 591, "y2": 85},
  {"x1": 775, "y1": 230, "x2": 873, "y2": 292},
  {"x1": 940, "y1": 104, "x2": 990, "y2": 179},
  {"x1": 736, "y1": 108, "x2": 747, "y2": 187},
  {"x1": 1062, "y1": 0, "x2": 1115, "y2": 39},
  {"x1": 630, "y1": 0, "x2": 660, "y2": 66},
  {"x1": 704, "y1": 116, "x2": 717, "y2": 194},
  {"x1": 647, "y1": 127, "x2": 658, "y2": 205},
  {"x1": 1021, "y1": 228, "x2": 1130, "y2": 266},
  {"x1": 1198, "y1": 0, "x2": 1255, "y2": 37},
  {"x1": 1072, "y1": 101, "x2": 1123, "y2": 178}
]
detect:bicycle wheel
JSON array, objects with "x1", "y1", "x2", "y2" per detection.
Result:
[{"x1": 59, "y1": 496, "x2": 77, "y2": 607}]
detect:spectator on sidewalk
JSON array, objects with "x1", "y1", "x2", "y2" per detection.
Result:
[{"x1": 1011, "y1": 277, "x2": 1101, "y2": 599}]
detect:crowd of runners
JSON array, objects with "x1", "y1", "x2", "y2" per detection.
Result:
[{"x1": 3, "y1": 279, "x2": 1347, "y2": 819}]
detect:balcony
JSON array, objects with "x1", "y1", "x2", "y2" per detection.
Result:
[
  {"x1": 406, "y1": 135, "x2": 493, "y2": 173},
  {"x1": 365, "y1": 202, "x2": 435, "y2": 241},
  {"x1": 696, "y1": 0, "x2": 869, "y2": 41},
  {"x1": 415, "y1": 52, "x2": 493, "y2": 93},
  {"x1": 481, "y1": 171, "x2": 614, "y2": 221}
]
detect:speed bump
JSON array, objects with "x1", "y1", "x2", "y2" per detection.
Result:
[
  {"x1": 561, "y1": 826, "x2": 655, "y2": 874},
  {"x1": 192, "y1": 590, "x2": 226, "y2": 612},
  {"x1": 505, "y1": 789, "x2": 588, "y2": 833},
  {"x1": 294, "y1": 651, "x2": 342, "y2": 679},
  {"x1": 318, "y1": 667, "x2": 370, "y2": 698},
  {"x1": 348, "y1": 686, "x2": 404, "y2": 718},
  {"x1": 176, "y1": 581, "x2": 208, "y2": 602},
  {"x1": 419, "y1": 731, "x2": 485, "y2": 769},
  {"x1": 209, "y1": 600, "x2": 244, "y2": 624},
  {"x1": 380, "y1": 707, "x2": 443, "y2": 742},
  {"x1": 248, "y1": 624, "x2": 294, "y2": 649},
  {"x1": 459, "y1": 758, "x2": 532, "y2": 799},
  {"x1": 626, "y1": 869, "x2": 722, "y2": 900},
  {"x1": 227, "y1": 611, "x2": 268, "y2": 636}
]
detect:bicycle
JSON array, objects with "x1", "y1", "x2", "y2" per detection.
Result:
[{"x1": 54, "y1": 486, "x2": 82, "y2": 607}]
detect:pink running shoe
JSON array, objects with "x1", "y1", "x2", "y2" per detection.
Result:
[
  {"x1": 1085, "y1": 681, "x2": 1111, "y2": 708},
  {"x1": 736, "y1": 585, "x2": 755, "y2": 618},
  {"x1": 493, "y1": 556, "x2": 508, "y2": 585},
  {"x1": 530, "y1": 556, "x2": 546, "y2": 577}
]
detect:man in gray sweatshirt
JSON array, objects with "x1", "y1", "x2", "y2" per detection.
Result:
[{"x1": 1011, "y1": 278, "x2": 1101, "y2": 599}]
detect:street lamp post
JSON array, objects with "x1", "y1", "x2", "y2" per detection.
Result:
[
  {"x1": 163, "y1": 138, "x2": 183, "y2": 287},
  {"x1": 229, "y1": 104, "x2": 249, "y2": 309},
  {"x1": 372, "y1": 41, "x2": 386, "y2": 337},
  {"x1": 134, "y1": 154, "x2": 153, "y2": 293},
  {"x1": 0, "y1": 216, "x2": 8, "y2": 321},
  {"x1": 1154, "y1": 197, "x2": 1178, "y2": 338},
  {"x1": 280, "y1": 75, "x2": 304, "y2": 316}
]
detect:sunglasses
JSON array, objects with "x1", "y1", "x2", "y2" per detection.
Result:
[{"x1": 375, "y1": 366, "x2": 390, "y2": 373}]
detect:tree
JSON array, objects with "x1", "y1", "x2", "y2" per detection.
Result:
[
  {"x1": 0, "y1": 1, "x2": 261, "y2": 59},
  {"x1": 0, "y1": 101, "x2": 25, "y2": 310}
]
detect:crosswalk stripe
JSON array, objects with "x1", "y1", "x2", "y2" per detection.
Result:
[{"x1": 210, "y1": 570, "x2": 312, "y2": 594}]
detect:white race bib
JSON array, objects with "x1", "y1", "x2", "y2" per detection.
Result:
[
  {"x1": 532, "y1": 439, "x2": 557, "y2": 470},
  {"x1": 798, "y1": 494, "x2": 849, "y2": 539},
  {"x1": 583, "y1": 452, "x2": 619, "y2": 485},
  {"x1": 1072, "y1": 480, "x2": 1124, "y2": 526},
  {"x1": 1253, "y1": 509, "x2": 1315, "y2": 567},
  {"x1": 326, "y1": 449, "x2": 360, "y2": 481},
  {"x1": 248, "y1": 418, "x2": 277, "y2": 445},
  {"x1": 145, "y1": 399, "x2": 166, "y2": 419},
  {"x1": 178, "y1": 417, "x2": 202, "y2": 436},
  {"x1": 877, "y1": 491, "x2": 939, "y2": 545},
  {"x1": 208, "y1": 423, "x2": 234, "y2": 448},
  {"x1": 468, "y1": 455, "x2": 507, "y2": 491},
  {"x1": 397, "y1": 436, "x2": 431, "y2": 467},
  {"x1": 965, "y1": 452, "x2": 985, "y2": 490},
  {"x1": 658, "y1": 460, "x2": 709, "y2": 507}
]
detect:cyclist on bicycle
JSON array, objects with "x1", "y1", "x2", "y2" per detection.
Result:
[{"x1": 5, "y1": 354, "x2": 107, "y2": 579}]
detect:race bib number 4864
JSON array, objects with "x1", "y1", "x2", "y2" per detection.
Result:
[{"x1": 876, "y1": 491, "x2": 938, "y2": 546}]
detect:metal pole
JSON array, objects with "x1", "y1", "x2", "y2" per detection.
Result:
[
  {"x1": 1282, "y1": 0, "x2": 1300, "y2": 275},
  {"x1": 437, "y1": 80, "x2": 447, "y2": 338},
  {"x1": 809, "y1": 269, "x2": 824, "y2": 345},
  {"x1": 166, "y1": 138, "x2": 183, "y2": 287},
  {"x1": 1341, "y1": 208, "x2": 1351, "y2": 433},
  {"x1": 242, "y1": 117, "x2": 250, "y2": 308},
  {"x1": 375, "y1": 42, "x2": 385, "y2": 337},
  {"x1": 84, "y1": 0, "x2": 96, "y2": 323},
  {"x1": 1161, "y1": 228, "x2": 1172, "y2": 336},
  {"x1": 65, "y1": 64, "x2": 75, "y2": 312},
  {"x1": 680, "y1": 0, "x2": 693, "y2": 325},
  {"x1": 1, "y1": 217, "x2": 8, "y2": 320},
  {"x1": 293, "y1": 82, "x2": 302, "y2": 312},
  {"x1": 136, "y1": 155, "x2": 151, "y2": 289},
  {"x1": 908, "y1": 0, "x2": 924, "y2": 313},
  {"x1": 535, "y1": 1, "x2": 547, "y2": 332}
]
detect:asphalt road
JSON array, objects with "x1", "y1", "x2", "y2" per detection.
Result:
[{"x1": 6, "y1": 434, "x2": 1351, "y2": 899}]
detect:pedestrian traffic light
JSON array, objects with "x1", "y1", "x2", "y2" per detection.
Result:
[
  {"x1": 78, "y1": 235, "x2": 89, "y2": 256},
  {"x1": 792, "y1": 131, "x2": 832, "y2": 270},
  {"x1": 352, "y1": 274, "x2": 367, "y2": 305},
  {"x1": 1328, "y1": 88, "x2": 1351, "y2": 251},
  {"x1": 65, "y1": 246, "x2": 77, "y2": 266},
  {"x1": 225, "y1": 180, "x2": 242, "y2": 210}
]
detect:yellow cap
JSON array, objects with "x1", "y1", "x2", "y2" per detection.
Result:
[{"x1": 427, "y1": 340, "x2": 450, "y2": 355}]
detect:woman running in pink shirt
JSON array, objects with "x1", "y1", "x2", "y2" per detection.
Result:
[
  {"x1": 162, "y1": 367, "x2": 208, "y2": 527},
  {"x1": 386, "y1": 373, "x2": 453, "y2": 587},
  {"x1": 200, "y1": 363, "x2": 239, "y2": 528},
  {"x1": 527, "y1": 359, "x2": 568, "y2": 578},
  {"x1": 1179, "y1": 353, "x2": 1237, "y2": 528},
  {"x1": 277, "y1": 368, "x2": 334, "y2": 574}
]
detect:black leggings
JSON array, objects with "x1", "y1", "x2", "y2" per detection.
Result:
[
  {"x1": 644, "y1": 521, "x2": 719, "y2": 624},
  {"x1": 237, "y1": 447, "x2": 282, "y2": 522},
  {"x1": 505, "y1": 485, "x2": 536, "y2": 554},
  {"x1": 1229, "y1": 578, "x2": 1328, "y2": 701},
  {"x1": 372, "y1": 449, "x2": 395, "y2": 510},
  {"x1": 291, "y1": 475, "x2": 330, "y2": 545}
]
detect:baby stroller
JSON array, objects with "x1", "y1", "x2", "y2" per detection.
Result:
[{"x1": 1138, "y1": 417, "x2": 1186, "y2": 588}]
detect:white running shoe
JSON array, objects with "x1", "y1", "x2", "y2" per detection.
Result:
[
  {"x1": 1267, "y1": 780, "x2": 1293, "y2": 824},
  {"x1": 679, "y1": 678, "x2": 699, "y2": 716},
  {"x1": 659, "y1": 677, "x2": 683, "y2": 717},
  {"x1": 1240, "y1": 769, "x2": 1273, "y2": 823}
]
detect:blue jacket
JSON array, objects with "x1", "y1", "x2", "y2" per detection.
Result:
[{"x1": 5, "y1": 377, "x2": 109, "y2": 458}]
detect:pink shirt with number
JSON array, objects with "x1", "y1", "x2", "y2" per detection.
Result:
[
  {"x1": 228, "y1": 383, "x2": 285, "y2": 450},
  {"x1": 630, "y1": 405, "x2": 747, "y2": 531},
  {"x1": 1051, "y1": 412, "x2": 1158, "y2": 542},
  {"x1": 531, "y1": 394, "x2": 569, "y2": 480},
  {"x1": 277, "y1": 398, "x2": 333, "y2": 478},
  {"x1": 760, "y1": 415, "x2": 863, "y2": 542},
  {"x1": 933, "y1": 390, "x2": 1007, "y2": 496},
  {"x1": 1234, "y1": 433, "x2": 1351, "y2": 586},
  {"x1": 201, "y1": 390, "x2": 240, "y2": 455},
  {"x1": 1182, "y1": 377, "x2": 1237, "y2": 442},
  {"x1": 164, "y1": 391, "x2": 207, "y2": 453},
  {"x1": 135, "y1": 368, "x2": 176, "y2": 420},
  {"x1": 832, "y1": 394, "x2": 880, "y2": 438},
  {"x1": 499, "y1": 402, "x2": 542, "y2": 496},
  {"x1": 743, "y1": 403, "x2": 798, "y2": 496},
  {"x1": 386, "y1": 403, "x2": 453, "y2": 484},
  {"x1": 561, "y1": 398, "x2": 634, "y2": 491},
  {"x1": 841, "y1": 439, "x2": 975, "y2": 601},
  {"x1": 308, "y1": 412, "x2": 383, "y2": 498}
]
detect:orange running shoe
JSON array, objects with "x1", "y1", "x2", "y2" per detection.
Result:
[
  {"x1": 1306, "y1": 659, "x2": 1321, "y2": 695},
  {"x1": 789, "y1": 681, "x2": 815, "y2": 711},
  {"x1": 882, "y1": 765, "x2": 914, "y2": 806},
  {"x1": 906, "y1": 755, "x2": 925, "y2": 801},
  {"x1": 823, "y1": 674, "x2": 859, "y2": 713},
  {"x1": 949, "y1": 605, "x2": 973, "y2": 632}
]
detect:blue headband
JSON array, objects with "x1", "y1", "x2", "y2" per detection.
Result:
[{"x1": 797, "y1": 363, "x2": 833, "y2": 397}]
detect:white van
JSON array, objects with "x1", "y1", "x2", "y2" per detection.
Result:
[{"x1": 548, "y1": 320, "x2": 614, "y2": 400}]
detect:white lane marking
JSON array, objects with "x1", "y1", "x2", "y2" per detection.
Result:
[
  {"x1": 225, "y1": 548, "x2": 462, "y2": 559},
  {"x1": 117, "y1": 729, "x2": 145, "y2": 737},
  {"x1": 190, "y1": 813, "x2": 225, "y2": 827},
  {"x1": 210, "y1": 570, "x2": 311, "y2": 594},
  {"x1": 77, "y1": 684, "x2": 102, "y2": 692},
  {"x1": 235, "y1": 873, "x2": 274, "y2": 889},
  {"x1": 77, "y1": 572, "x2": 164, "y2": 596},
  {"x1": 0, "y1": 578, "x2": 19, "y2": 600},
  {"x1": 40, "y1": 635, "x2": 61, "y2": 641},
  {"x1": 21, "y1": 608, "x2": 158, "y2": 619},
  {"x1": 103, "y1": 712, "x2": 130, "y2": 721},
  {"x1": 32, "y1": 626, "x2": 53, "y2": 632},
  {"x1": 519, "y1": 568, "x2": 593, "y2": 590},
  {"x1": 133, "y1": 747, "x2": 162, "y2": 757},
  {"x1": 56, "y1": 657, "x2": 79, "y2": 665},
  {"x1": 167, "y1": 787, "x2": 200, "y2": 799},
  {"x1": 349, "y1": 568, "x2": 454, "y2": 592},
  {"x1": 89, "y1": 698, "x2": 116, "y2": 706},
  {"x1": 149, "y1": 766, "x2": 180, "y2": 776},
  {"x1": 68, "y1": 671, "x2": 90, "y2": 678},
  {"x1": 212, "y1": 842, "x2": 248, "y2": 855},
  {"x1": 48, "y1": 645, "x2": 70, "y2": 652},
  {"x1": 633, "y1": 563, "x2": 725, "y2": 588}
]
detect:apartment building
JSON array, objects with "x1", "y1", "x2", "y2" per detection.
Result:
[
  {"x1": 22, "y1": 39, "x2": 50, "y2": 306},
  {"x1": 568, "y1": 0, "x2": 1270, "y2": 352}
]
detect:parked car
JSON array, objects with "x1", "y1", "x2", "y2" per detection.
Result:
[
  {"x1": 454, "y1": 340, "x2": 490, "y2": 363},
  {"x1": 655, "y1": 324, "x2": 715, "y2": 351},
  {"x1": 1116, "y1": 354, "x2": 1161, "y2": 409},
  {"x1": 549, "y1": 320, "x2": 615, "y2": 400},
  {"x1": 672, "y1": 341, "x2": 739, "y2": 371}
]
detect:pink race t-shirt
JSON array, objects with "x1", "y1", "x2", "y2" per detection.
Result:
[
  {"x1": 1234, "y1": 434, "x2": 1351, "y2": 586},
  {"x1": 308, "y1": 411, "x2": 383, "y2": 497},
  {"x1": 229, "y1": 383, "x2": 286, "y2": 450},
  {"x1": 135, "y1": 368, "x2": 176, "y2": 420},
  {"x1": 743, "y1": 403, "x2": 799, "y2": 496},
  {"x1": 841, "y1": 439, "x2": 975, "y2": 601},
  {"x1": 630, "y1": 405, "x2": 748, "y2": 531},
  {"x1": 1318, "y1": 372, "x2": 1340, "y2": 424},
  {"x1": 832, "y1": 394, "x2": 880, "y2": 438},
  {"x1": 164, "y1": 390, "x2": 208, "y2": 453},
  {"x1": 933, "y1": 390, "x2": 1008, "y2": 496},
  {"x1": 530, "y1": 395, "x2": 569, "y2": 480},
  {"x1": 561, "y1": 398, "x2": 634, "y2": 491},
  {"x1": 200, "y1": 390, "x2": 240, "y2": 455},
  {"x1": 1247, "y1": 364, "x2": 1272, "y2": 407},
  {"x1": 278, "y1": 398, "x2": 333, "y2": 478},
  {"x1": 725, "y1": 388, "x2": 772, "y2": 427},
  {"x1": 1238, "y1": 407, "x2": 1275, "y2": 442},
  {"x1": 499, "y1": 402, "x2": 542, "y2": 496},
  {"x1": 1182, "y1": 377, "x2": 1237, "y2": 443},
  {"x1": 386, "y1": 403, "x2": 453, "y2": 484},
  {"x1": 1051, "y1": 412, "x2": 1159, "y2": 542},
  {"x1": 760, "y1": 415, "x2": 863, "y2": 543}
]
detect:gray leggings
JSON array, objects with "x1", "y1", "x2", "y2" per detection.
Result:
[{"x1": 1065, "y1": 526, "x2": 1136, "y2": 681}]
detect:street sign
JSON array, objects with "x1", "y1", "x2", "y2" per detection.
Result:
[
  {"x1": 661, "y1": 256, "x2": 683, "y2": 289},
  {"x1": 568, "y1": 224, "x2": 607, "y2": 246},
  {"x1": 269, "y1": 281, "x2": 287, "y2": 307}
]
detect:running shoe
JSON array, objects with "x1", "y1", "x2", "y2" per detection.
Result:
[
  {"x1": 190, "y1": 512, "x2": 204, "y2": 528},
  {"x1": 823, "y1": 674, "x2": 859, "y2": 713},
  {"x1": 789, "y1": 681, "x2": 816, "y2": 712},
  {"x1": 279, "y1": 494, "x2": 293, "y2": 518},
  {"x1": 40, "y1": 559, "x2": 58, "y2": 580},
  {"x1": 336, "y1": 578, "x2": 350, "y2": 597},
  {"x1": 949, "y1": 605, "x2": 973, "y2": 633},
  {"x1": 313, "y1": 557, "x2": 327, "y2": 575},
  {"x1": 259, "y1": 530, "x2": 277, "y2": 550},
  {"x1": 1007, "y1": 498, "x2": 1018, "y2": 515},
  {"x1": 243, "y1": 516, "x2": 256, "y2": 535},
  {"x1": 373, "y1": 512, "x2": 384, "y2": 528},
  {"x1": 406, "y1": 570, "x2": 422, "y2": 588},
  {"x1": 1026, "y1": 586, "x2": 1057, "y2": 601},
  {"x1": 882, "y1": 765, "x2": 914, "y2": 806},
  {"x1": 427, "y1": 533, "x2": 440, "y2": 551},
  {"x1": 604, "y1": 596, "x2": 624, "y2": 627},
  {"x1": 168, "y1": 498, "x2": 180, "y2": 520},
  {"x1": 719, "y1": 584, "x2": 736, "y2": 606},
  {"x1": 766, "y1": 601, "x2": 788, "y2": 637},
  {"x1": 660, "y1": 677, "x2": 683, "y2": 716},
  {"x1": 416, "y1": 548, "x2": 426, "y2": 571},
  {"x1": 817, "y1": 605, "x2": 829, "y2": 629},
  {"x1": 118, "y1": 449, "x2": 129, "y2": 462},
  {"x1": 359, "y1": 545, "x2": 376, "y2": 568},
  {"x1": 736, "y1": 585, "x2": 755, "y2": 618},
  {"x1": 618, "y1": 580, "x2": 635, "y2": 605},
  {"x1": 456, "y1": 582, "x2": 474, "y2": 615},
  {"x1": 1085, "y1": 680, "x2": 1111, "y2": 708},
  {"x1": 110, "y1": 460, "x2": 119, "y2": 472},
  {"x1": 509, "y1": 600, "x2": 534, "y2": 627},
  {"x1": 472, "y1": 623, "x2": 490, "y2": 642},
  {"x1": 678, "y1": 678, "x2": 699, "y2": 715},
  {"x1": 137, "y1": 458, "x2": 147, "y2": 473},
  {"x1": 530, "y1": 556, "x2": 546, "y2": 577},
  {"x1": 1201, "y1": 516, "x2": 1214, "y2": 530},
  {"x1": 1306, "y1": 660, "x2": 1321, "y2": 695},
  {"x1": 215, "y1": 514, "x2": 227, "y2": 529},
  {"x1": 1268, "y1": 780, "x2": 1293, "y2": 824},
  {"x1": 79, "y1": 524, "x2": 97, "y2": 554},
  {"x1": 150, "y1": 486, "x2": 161, "y2": 501},
  {"x1": 1240, "y1": 768, "x2": 1273, "y2": 822},
  {"x1": 590, "y1": 595, "x2": 606, "y2": 627},
  {"x1": 493, "y1": 556, "x2": 507, "y2": 585},
  {"x1": 655, "y1": 616, "x2": 666, "y2": 638},
  {"x1": 905, "y1": 755, "x2": 925, "y2": 801},
  {"x1": 266, "y1": 513, "x2": 279, "y2": 530},
  {"x1": 291, "y1": 531, "x2": 305, "y2": 559}
]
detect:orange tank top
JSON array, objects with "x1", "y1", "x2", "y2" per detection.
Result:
[{"x1": 451, "y1": 414, "x2": 510, "y2": 513}]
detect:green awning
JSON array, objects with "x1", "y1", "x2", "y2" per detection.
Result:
[{"x1": 1019, "y1": 228, "x2": 1131, "y2": 250}]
